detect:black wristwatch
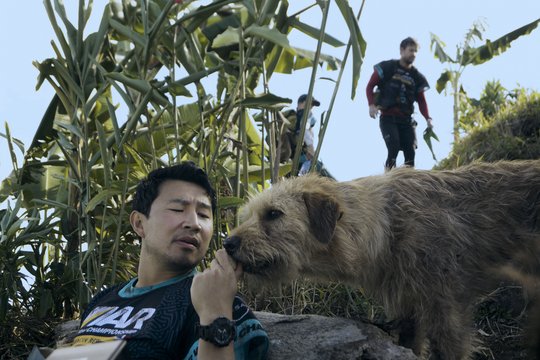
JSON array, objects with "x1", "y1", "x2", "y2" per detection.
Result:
[{"x1": 196, "y1": 317, "x2": 236, "y2": 347}]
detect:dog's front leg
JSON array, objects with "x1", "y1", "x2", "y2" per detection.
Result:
[
  {"x1": 397, "y1": 317, "x2": 426, "y2": 356},
  {"x1": 425, "y1": 307, "x2": 472, "y2": 360}
]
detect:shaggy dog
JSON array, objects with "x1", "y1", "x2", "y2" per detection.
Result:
[{"x1": 224, "y1": 160, "x2": 540, "y2": 359}]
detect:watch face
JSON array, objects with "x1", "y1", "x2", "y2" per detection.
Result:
[
  {"x1": 214, "y1": 326, "x2": 234, "y2": 346},
  {"x1": 199, "y1": 317, "x2": 236, "y2": 347}
]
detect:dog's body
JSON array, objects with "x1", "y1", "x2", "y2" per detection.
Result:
[{"x1": 224, "y1": 160, "x2": 540, "y2": 359}]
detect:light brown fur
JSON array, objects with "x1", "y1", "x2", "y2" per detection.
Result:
[{"x1": 224, "y1": 160, "x2": 540, "y2": 359}]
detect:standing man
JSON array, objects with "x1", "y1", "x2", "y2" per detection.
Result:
[
  {"x1": 73, "y1": 162, "x2": 268, "y2": 359},
  {"x1": 366, "y1": 37, "x2": 433, "y2": 171}
]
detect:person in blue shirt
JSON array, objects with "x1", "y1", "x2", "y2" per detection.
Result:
[
  {"x1": 73, "y1": 161, "x2": 268, "y2": 359},
  {"x1": 295, "y1": 94, "x2": 335, "y2": 179}
]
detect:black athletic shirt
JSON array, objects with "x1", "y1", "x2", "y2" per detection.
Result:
[
  {"x1": 374, "y1": 59, "x2": 429, "y2": 116},
  {"x1": 73, "y1": 270, "x2": 269, "y2": 359}
]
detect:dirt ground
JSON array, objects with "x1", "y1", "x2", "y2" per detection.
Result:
[{"x1": 472, "y1": 285, "x2": 532, "y2": 360}]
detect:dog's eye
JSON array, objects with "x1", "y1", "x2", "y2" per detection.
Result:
[{"x1": 264, "y1": 209, "x2": 283, "y2": 221}]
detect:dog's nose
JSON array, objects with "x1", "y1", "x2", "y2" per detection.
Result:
[{"x1": 223, "y1": 236, "x2": 241, "y2": 255}]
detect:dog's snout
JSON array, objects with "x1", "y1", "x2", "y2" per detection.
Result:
[{"x1": 224, "y1": 236, "x2": 241, "y2": 255}]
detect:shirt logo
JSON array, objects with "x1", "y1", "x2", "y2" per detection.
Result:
[{"x1": 83, "y1": 306, "x2": 156, "y2": 330}]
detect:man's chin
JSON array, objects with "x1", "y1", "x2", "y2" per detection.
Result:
[
  {"x1": 168, "y1": 246, "x2": 205, "y2": 262},
  {"x1": 167, "y1": 257, "x2": 201, "y2": 274}
]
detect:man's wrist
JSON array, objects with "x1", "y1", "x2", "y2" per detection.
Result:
[{"x1": 198, "y1": 311, "x2": 233, "y2": 325}]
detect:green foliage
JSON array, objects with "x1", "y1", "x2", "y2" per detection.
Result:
[
  {"x1": 432, "y1": 17, "x2": 540, "y2": 92},
  {"x1": 430, "y1": 17, "x2": 540, "y2": 141},
  {"x1": 437, "y1": 90, "x2": 540, "y2": 169},
  {"x1": 458, "y1": 80, "x2": 512, "y2": 135},
  {"x1": 423, "y1": 127, "x2": 440, "y2": 161}
]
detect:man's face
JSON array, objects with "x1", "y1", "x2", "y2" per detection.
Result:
[
  {"x1": 297, "y1": 101, "x2": 307, "y2": 111},
  {"x1": 400, "y1": 44, "x2": 418, "y2": 65},
  {"x1": 134, "y1": 180, "x2": 214, "y2": 273}
]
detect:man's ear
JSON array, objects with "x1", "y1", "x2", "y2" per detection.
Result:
[
  {"x1": 130, "y1": 211, "x2": 146, "y2": 238},
  {"x1": 303, "y1": 191, "x2": 341, "y2": 244}
]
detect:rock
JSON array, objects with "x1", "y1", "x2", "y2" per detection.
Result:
[
  {"x1": 55, "y1": 320, "x2": 79, "y2": 347},
  {"x1": 254, "y1": 312, "x2": 417, "y2": 360},
  {"x1": 55, "y1": 313, "x2": 417, "y2": 359}
]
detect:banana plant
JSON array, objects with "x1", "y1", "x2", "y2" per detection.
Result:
[{"x1": 430, "y1": 17, "x2": 540, "y2": 142}]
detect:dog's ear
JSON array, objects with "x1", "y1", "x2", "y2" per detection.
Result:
[{"x1": 303, "y1": 191, "x2": 341, "y2": 244}]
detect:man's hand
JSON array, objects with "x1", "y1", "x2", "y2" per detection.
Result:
[
  {"x1": 191, "y1": 249, "x2": 243, "y2": 325},
  {"x1": 369, "y1": 104, "x2": 379, "y2": 119},
  {"x1": 191, "y1": 249, "x2": 242, "y2": 358},
  {"x1": 426, "y1": 117, "x2": 434, "y2": 129}
]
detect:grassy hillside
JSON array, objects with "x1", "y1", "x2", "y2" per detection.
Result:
[{"x1": 437, "y1": 92, "x2": 540, "y2": 170}]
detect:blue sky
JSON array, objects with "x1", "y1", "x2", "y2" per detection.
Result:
[{"x1": 1, "y1": 1, "x2": 540, "y2": 182}]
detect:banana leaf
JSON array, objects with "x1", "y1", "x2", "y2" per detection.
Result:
[{"x1": 423, "y1": 127, "x2": 440, "y2": 161}]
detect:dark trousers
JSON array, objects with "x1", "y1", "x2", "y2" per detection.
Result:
[{"x1": 379, "y1": 115, "x2": 417, "y2": 170}]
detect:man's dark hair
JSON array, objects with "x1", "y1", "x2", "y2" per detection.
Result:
[
  {"x1": 400, "y1": 37, "x2": 419, "y2": 50},
  {"x1": 132, "y1": 161, "x2": 217, "y2": 216},
  {"x1": 297, "y1": 94, "x2": 321, "y2": 107}
]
